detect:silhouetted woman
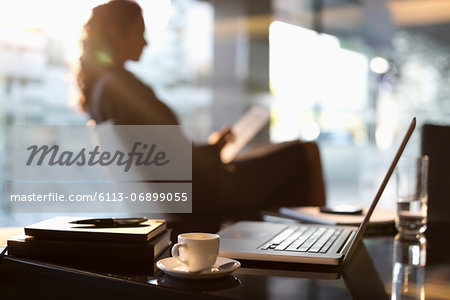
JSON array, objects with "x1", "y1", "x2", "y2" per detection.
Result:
[{"x1": 77, "y1": 0, "x2": 325, "y2": 224}]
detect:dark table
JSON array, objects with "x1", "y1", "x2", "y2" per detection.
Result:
[{"x1": 1, "y1": 225, "x2": 449, "y2": 300}]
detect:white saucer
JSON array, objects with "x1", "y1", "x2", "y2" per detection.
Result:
[{"x1": 156, "y1": 257, "x2": 240, "y2": 279}]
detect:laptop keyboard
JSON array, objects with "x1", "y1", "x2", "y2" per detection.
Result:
[{"x1": 259, "y1": 226, "x2": 342, "y2": 254}]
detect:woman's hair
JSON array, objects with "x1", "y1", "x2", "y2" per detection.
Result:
[{"x1": 77, "y1": 0, "x2": 142, "y2": 112}]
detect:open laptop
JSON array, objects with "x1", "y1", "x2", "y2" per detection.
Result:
[{"x1": 218, "y1": 118, "x2": 416, "y2": 266}]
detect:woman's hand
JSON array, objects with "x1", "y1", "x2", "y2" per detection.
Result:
[{"x1": 208, "y1": 126, "x2": 235, "y2": 151}]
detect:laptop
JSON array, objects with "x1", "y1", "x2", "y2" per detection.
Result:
[{"x1": 218, "y1": 118, "x2": 416, "y2": 266}]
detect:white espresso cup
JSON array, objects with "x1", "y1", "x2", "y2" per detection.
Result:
[{"x1": 171, "y1": 233, "x2": 220, "y2": 272}]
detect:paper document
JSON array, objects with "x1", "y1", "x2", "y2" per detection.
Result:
[
  {"x1": 220, "y1": 106, "x2": 270, "y2": 163},
  {"x1": 279, "y1": 206, "x2": 395, "y2": 226}
]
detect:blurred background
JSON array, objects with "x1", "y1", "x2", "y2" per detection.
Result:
[{"x1": 1, "y1": 0, "x2": 449, "y2": 225}]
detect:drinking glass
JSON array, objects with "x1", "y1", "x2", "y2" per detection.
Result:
[{"x1": 395, "y1": 155, "x2": 429, "y2": 236}]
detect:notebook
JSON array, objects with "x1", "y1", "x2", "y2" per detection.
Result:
[
  {"x1": 218, "y1": 118, "x2": 416, "y2": 266},
  {"x1": 24, "y1": 216, "x2": 166, "y2": 243}
]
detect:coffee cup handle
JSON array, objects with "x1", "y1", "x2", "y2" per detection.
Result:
[{"x1": 171, "y1": 243, "x2": 188, "y2": 264}]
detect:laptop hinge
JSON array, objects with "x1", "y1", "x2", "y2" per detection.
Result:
[{"x1": 338, "y1": 231, "x2": 356, "y2": 254}]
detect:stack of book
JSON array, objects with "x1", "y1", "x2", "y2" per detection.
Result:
[{"x1": 7, "y1": 216, "x2": 171, "y2": 274}]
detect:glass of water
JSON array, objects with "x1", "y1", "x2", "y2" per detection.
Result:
[{"x1": 395, "y1": 155, "x2": 429, "y2": 236}]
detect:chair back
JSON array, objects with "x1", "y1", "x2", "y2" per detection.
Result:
[{"x1": 421, "y1": 124, "x2": 450, "y2": 223}]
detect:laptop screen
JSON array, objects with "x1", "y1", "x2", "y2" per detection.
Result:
[{"x1": 343, "y1": 117, "x2": 416, "y2": 265}]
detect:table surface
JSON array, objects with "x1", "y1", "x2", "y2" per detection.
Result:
[{"x1": 1, "y1": 226, "x2": 449, "y2": 299}]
